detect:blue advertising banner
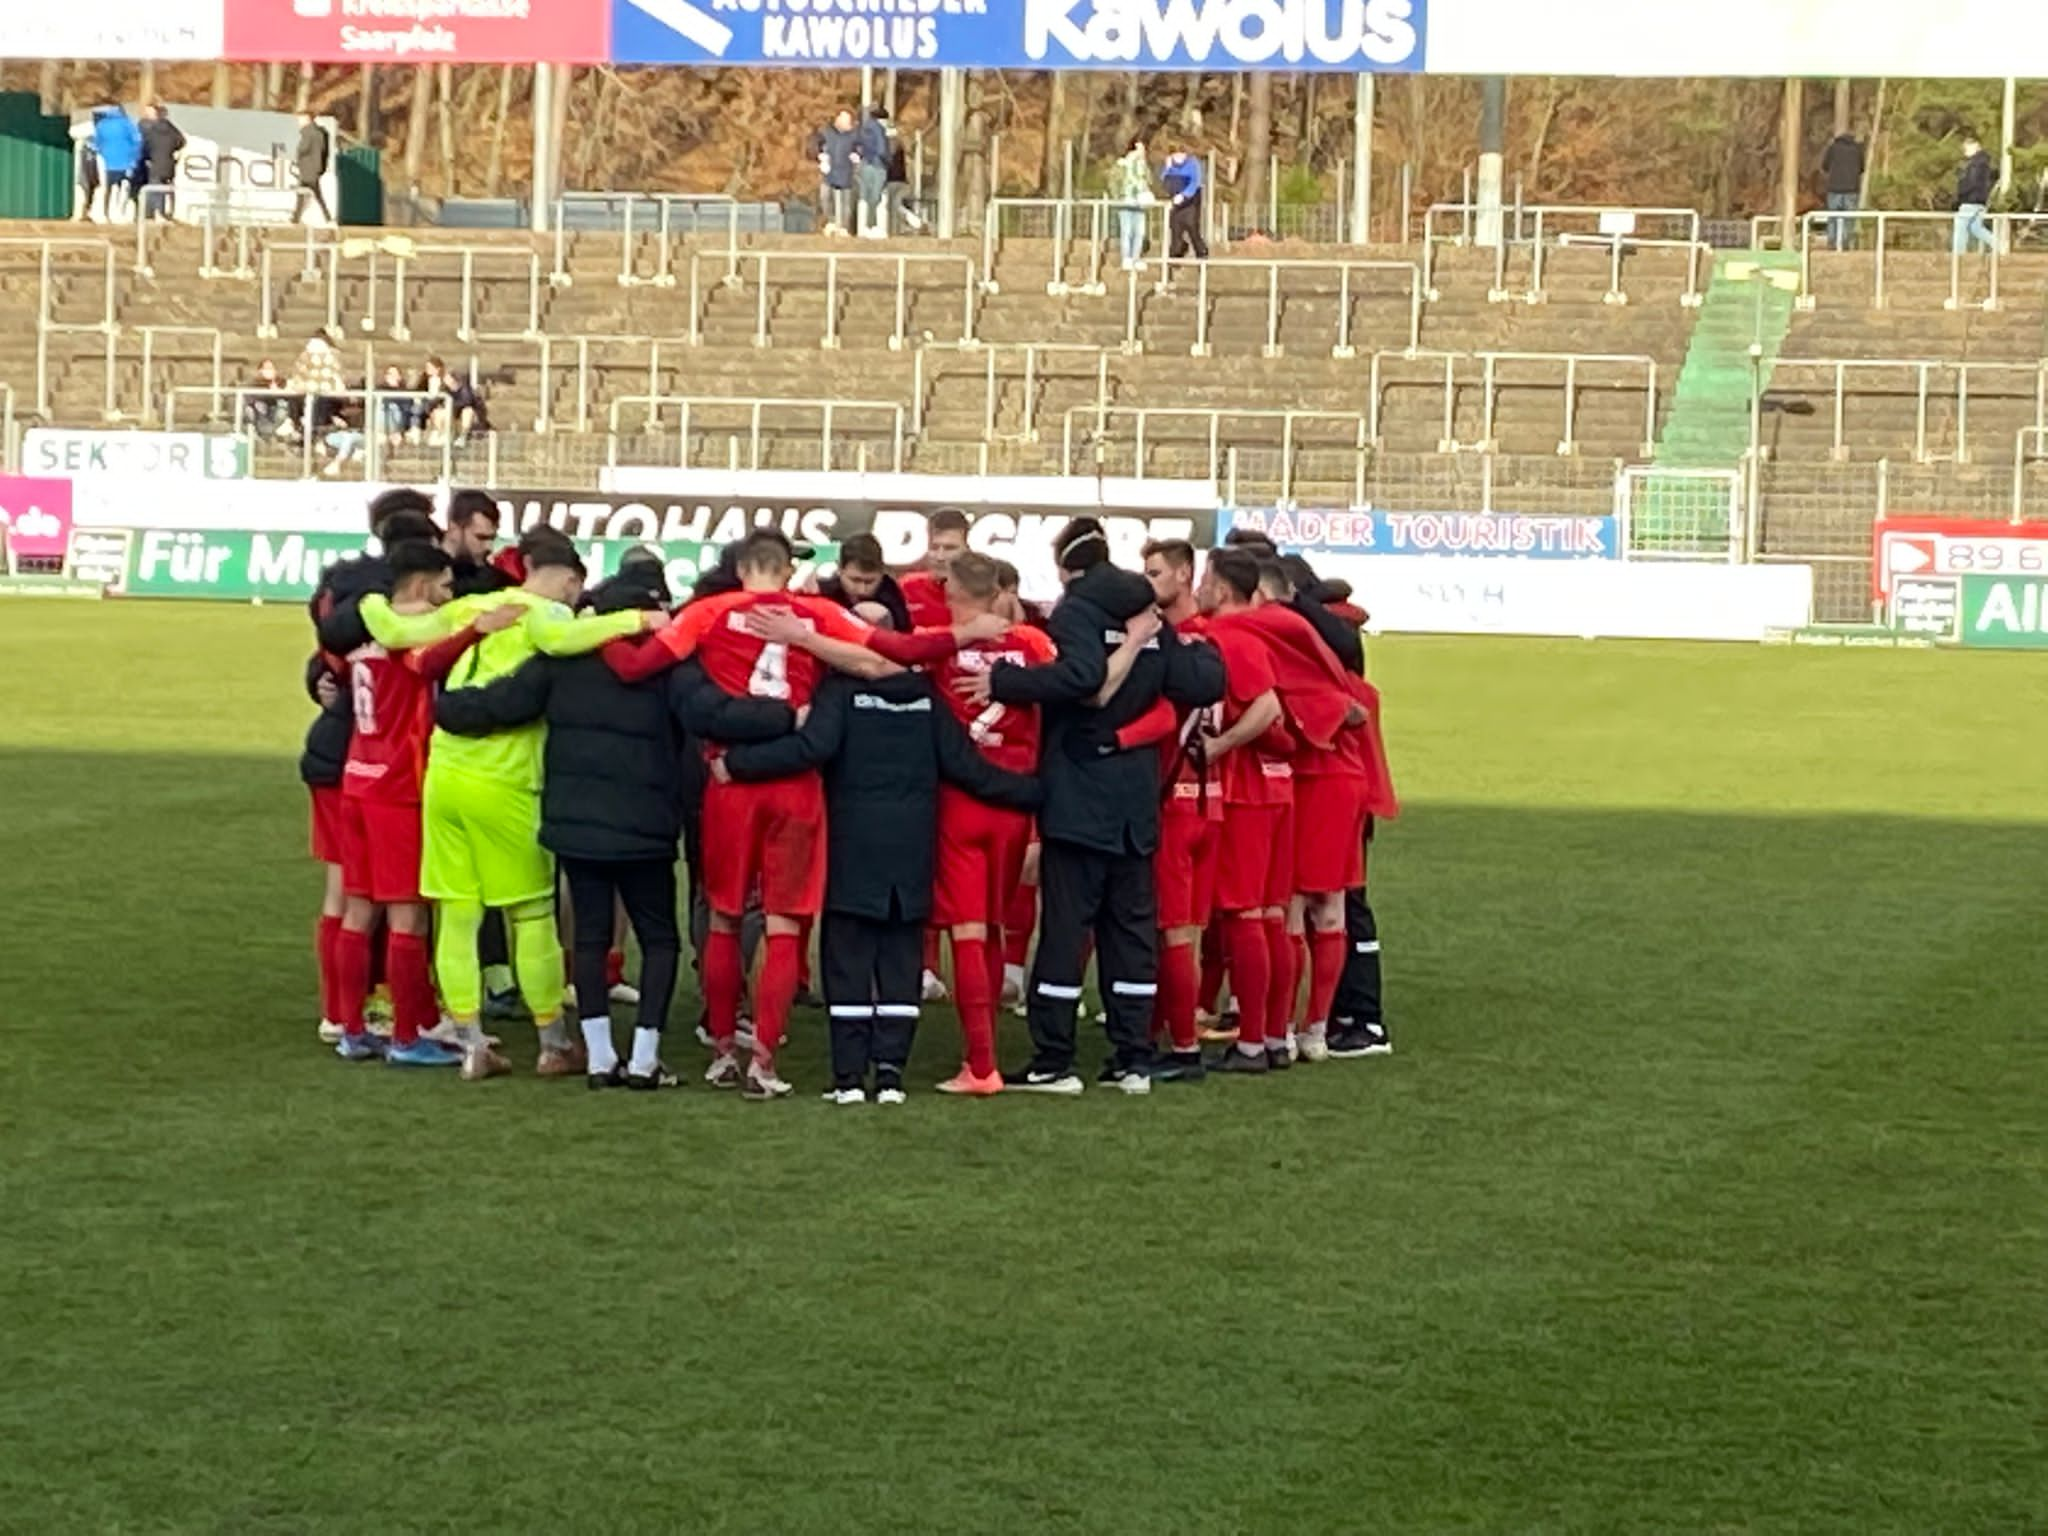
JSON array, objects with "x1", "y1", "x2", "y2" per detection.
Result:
[
  {"x1": 611, "y1": 0, "x2": 1427, "y2": 71},
  {"x1": 1223, "y1": 506, "x2": 1621, "y2": 561}
]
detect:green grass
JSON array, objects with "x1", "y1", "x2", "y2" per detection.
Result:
[{"x1": 2, "y1": 603, "x2": 2044, "y2": 1534}]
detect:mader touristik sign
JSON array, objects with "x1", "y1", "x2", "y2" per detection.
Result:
[
  {"x1": 225, "y1": 0, "x2": 610, "y2": 65},
  {"x1": 1225, "y1": 506, "x2": 1620, "y2": 560}
]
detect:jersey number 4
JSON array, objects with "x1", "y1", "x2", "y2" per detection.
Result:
[{"x1": 749, "y1": 642, "x2": 791, "y2": 700}]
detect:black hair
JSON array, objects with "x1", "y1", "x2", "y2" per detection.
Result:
[
  {"x1": 446, "y1": 489, "x2": 500, "y2": 529},
  {"x1": 1205, "y1": 546, "x2": 1260, "y2": 602},
  {"x1": 1223, "y1": 526, "x2": 1278, "y2": 556},
  {"x1": 388, "y1": 540, "x2": 454, "y2": 583},
  {"x1": 690, "y1": 542, "x2": 744, "y2": 602},
  {"x1": 526, "y1": 538, "x2": 586, "y2": 578},
  {"x1": 518, "y1": 525, "x2": 576, "y2": 561},
  {"x1": 928, "y1": 507, "x2": 971, "y2": 537},
  {"x1": 368, "y1": 487, "x2": 436, "y2": 535},
  {"x1": 1278, "y1": 553, "x2": 1322, "y2": 595},
  {"x1": 377, "y1": 509, "x2": 439, "y2": 549},
  {"x1": 993, "y1": 559, "x2": 1021, "y2": 591},
  {"x1": 736, "y1": 528, "x2": 796, "y2": 575},
  {"x1": 839, "y1": 532, "x2": 886, "y2": 572},
  {"x1": 1255, "y1": 559, "x2": 1292, "y2": 600},
  {"x1": 1053, "y1": 516, "x2": 1108, "y2": 573}
]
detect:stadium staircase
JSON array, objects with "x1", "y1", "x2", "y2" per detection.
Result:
[{"x1": 1653, "y1": 249, "x2": 1800, "y2": 470}]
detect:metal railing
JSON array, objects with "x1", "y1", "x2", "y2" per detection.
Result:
[
  {"x1": 691, "y1": 249, "x2": 978, "y2": 351},
  {"x1": 1762, "y1": 356, "x2": 2048, "y2": 464},
  {"x1": 1794, "y1": 210, "x2": 2048, "y2": 311},
  {"x1": 1421, "y1": 203, "x2": 1707, "y2": 306},
  {"x1": 195, "y1": 212, "x2": 263, "y2": 280},
  {"x1": 1062, "y1": 404, "x2": 1371, "y2": 505},
  {"x1": 980, "y1": 196, "x2": 1177, "y2": 297},
  {"x1": 605, "y1": 394, "x2": 907, "y2": 474},
  {"x1": 912, "y1": 341, "x2": 1110, "y2": 442},
  {"x1": 0, "y1": 385, "x2": 16, "y2": 472},
  {"x1": 484, "y1": 332, "x2": 700, "y2": 435},
  {"x1": 1147, "y1": 255, "x2": 1422, "y2": 356},
  {"x1": 2014, "y1": 426, "x2": 2048, "y2": 522},
  {"x1": 130, "y1": 326, "x2": 226, "y2": 427},
  {"x1": 1368, "y1": 349, "x2": 1660, "y2": 457},
  {"x1": 164, "y1": 383, "x2": 486, "y2": 483},
  {"x1": 551, "y1": 193, "x2": 741, "y2": 288},
  {"x1": 0, "y1": 238, "x2": 121, "y2": 416},
  {"x1": 258, "y1": 239, "x2": 546, "y2": 343}
]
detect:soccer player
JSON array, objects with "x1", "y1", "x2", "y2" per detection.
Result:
[
  {"x1": 718, "y1": 661, "x2": 1039, "y2": 1104},
  {"x1": 927, "y1": 552, "x2": 1057, "y2": 1094},
  {"x1": 601, "y1": 529, "x2": 1005, "y2": 1098},
  {"x1": 1197, "y1": 547, "x2": 1298, "y2": 1075},
  {"x1": 358, "y1": 533, "x2": 660, "y2": 1080},
  {"x1": 899, "y1": 506, "x2": 971, "y2": 628},
  {"x1": 332, "y1": 541, "x2": 511, "y2": 1066}
]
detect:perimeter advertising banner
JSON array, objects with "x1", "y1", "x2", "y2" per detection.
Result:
[
  {"x1": 225, "y1": 0, "x2": 610, "y2": 64},
  {"x1": 1222, "y1": 506, "x2": 1621, "y2": 560},
  {"x1": 1870, "y1": 516, "x2": 2048, "y2": 606},
  {"x1": 17, "y1": 4, "x2": 224, "y2": 60}
]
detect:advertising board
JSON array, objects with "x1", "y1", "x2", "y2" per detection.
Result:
[
  {"x1": 1222, "y1": 506, "x2": 1619, "y2": 560},
  {"x1": 1871, "y1": 516, "x2": 2048, "y2": 606}
]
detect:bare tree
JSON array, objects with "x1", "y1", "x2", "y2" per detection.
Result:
[
  {"x1": 36, "y1": 60, "x2": 61, "y2": 114},
  {"x1": 1242, "y1": 71, "x2": 1273, "y2": 233},
  {"x1": 484, "y1": 67, "x2": 517, "y2": 199},
  {"x1": 402, "y1": 65, "x2": 432, "y2": 197},
  {"x1": 1040, "y1": 70, "x2": 1065, "y2": 194}
]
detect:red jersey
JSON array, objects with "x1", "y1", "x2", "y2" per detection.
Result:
[
  {"x1": 654, "y1": 589, "x2": 879, "y2": 709},
  {"x1": 900, "y1": 570, "x2": 950, "y2": 630},
  {"x1": 1208, "y1": 619, "x2": 1293, "y2": 808},
  {"x1": 934, "y1": 627, "x2": 1058, "y2": 773},
  {"x1": 1158, "y1": 613, "x2": 1223, "y2": 821},
  {"x1": 341, "y1": 643, "x2": 438, "y2": 805}
]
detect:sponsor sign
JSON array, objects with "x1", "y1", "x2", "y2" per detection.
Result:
[
  {"x1": 593, "y1": 468, "x2": 1217, "y2": 600},
  {"x1": 1223, "y1": 506, "x2": 1618, "y2": 560},
  {"x1": 25, "y1": 430, "x2": 249, "y2": 482},
  {"x1": 0, "y1": 477, "x2": 76, "y2": 563},
  {"x1": 1959, "y1": 574, "x2": 2048, "y2": 650},
  {"x1": 611, "y1": 0, "x2": 1427, "y2": 71},
  {"x1": 1887, "y1": 577, "x2": 1961, "y2": 643},
  {"x1": 68, "y1": 529, "x2": 134, "y2": 593},
  {"x1": 152, "y1": 105, "x2": 343, "y2": 227},
  {"x1": 15, "y1": 5, "x2": 224, "y2": 61},
  {"x1": 69, "y1": 477, "x2": 390, "y2": 534},
  {"x1": 226, "y1": 0, "x2": 610, "y2": 64},
  {"x1": 1872, "y1": 516, "x2": 2048, "y2": 604},
  {"x1": 1310, "y1": 553, "x2": 1813, "y2": 641},
  {"x1": 0, "y1": 575, "x2": 105, "y2": 600}
]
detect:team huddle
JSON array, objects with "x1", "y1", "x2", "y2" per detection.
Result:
[{"x1": 302, "y1": 491, "x2": 1396, "y2": 1103}]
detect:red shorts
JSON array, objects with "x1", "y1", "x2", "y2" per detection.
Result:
[
  {"x1": 702, "y1": 772, "x2": 827, "y2": 919},
  {"x1": 1214, "y1": 801, "x2": 1294, "y2": 913},
  {"x1": 309, "y1": 784, "x2": 345, "y2": 864},
  {"x1": 1154, "y1": 803, "x2": 1221, "y2": 930},
  {"x1": 932, "y1": 787, "x2": 1033, "y2": 929},
  {"x1": 1292, "y1": 775, "x2": 1370, "y2": 894},
  {"x1": 340, "y1": 794, "x2": 425, "y2": 905}
]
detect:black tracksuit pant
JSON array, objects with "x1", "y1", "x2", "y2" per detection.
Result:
[
  {"x1": 563, "y1": 856, "x2": 680, "y2": 1035},
  {"x1": 820, "y1": 910, "x2": 923, "y2": 1089},
  {"x1": 1169, "y1": 194, "x2": 1208, "y2": 259},
  {"x1": 1025, "y1": 838, "x2": 1158, "y2": 1074},
  {"x1": 1333, "y1": 888, "x2": 1384, "y2": 1027}
]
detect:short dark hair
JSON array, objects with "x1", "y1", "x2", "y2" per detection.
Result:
[
  {"x1": 1256, "y1": 559, "x2": 1292, "y2": 601},
  {"x1": 1142, "y1": 538, "x2": 1195, "y2": 571},
  {"x1": 993, "y1": 559, "x2": 1021, "y2": 592},
  {"x1": 388, "y1": 540, "x2": 454, "y2": 584},
  {"x1": 1223, "y1": 526, "x2": 1278, "y2": 557},
  {"x1": 368, "y1": 487, "x2": 436, "y2": 535},
  {"x1": 1206, "y1": 546, "x2": 1260, "y2": 602},
  {"x1": 518, "y1": 525, "x2": 576, "y2": 561},
  {"x1": 736, "y1": 529, "x2": 796, "y2": 577},
  {"x1": 839, "y1": 532, "x2": 885, "y2": 573},
  {"x1": 526, "y1": 537, "x2": 586, "y2": 578},
  {"x1": 447, "y1": 489, "x2": 500, "y2": 530},
  {"x1": 928, "y1": 507, "x2": 971, "y2": 537},
  {"x1": 377, "y1": 509, "x2": 439, "y2": 549},
  {"x1": 1277, "y1": 553, "x2": 1322, "y2": 595},
  {"x1": 949, "y1": 551, "x2": 1001, "y2": 599},
  {"x1": 1053, "y1": 516, "x2": 1108, "y2": 573}
]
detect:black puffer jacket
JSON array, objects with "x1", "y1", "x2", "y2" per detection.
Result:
[
  {"x1": 434, "y1": 648, "x2": 791, "y2": 864},
  {"x1": 723, "y1": 671, "x2": 1041, "y2": 922},
  {"x1": 298, "y1": 551, "x2": 391, "y2": 787},
  {"x1": 988, "y1": 561, "x2": 1224, "y2": 857}
]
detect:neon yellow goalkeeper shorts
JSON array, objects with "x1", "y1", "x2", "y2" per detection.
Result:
[{"x1": 419, "y1": 763, "x2": 554, "y2": 908}]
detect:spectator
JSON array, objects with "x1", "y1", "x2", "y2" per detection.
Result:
[
  {"x1": 421, "y1": 356, "x2": 488, "y2": 446},
  {"x1": 881, "y1": 110, "x2": 924, "y2": 234},
  {"x1": 1162, "y1": 146, "x2": 1208, "y2": 261},
  {"x1": 245, "y1": 358, "x2": 296, "y2": 438},
  {"x1": 819, "y1": 109, "x2": 859, "y2": 237},
  {"x1": 288, "y1": 334, "x2": 347, "y2": 436},
  {"x1": 293, "y1": 112, "x2": 333, "y2": 227},
  {"x1": 90, "y1": 103, "x2": 142, "y2": 223},
  {"x1": 1820, "y1": 131, "x2": 1864, "y2": 250},
  {"x1": 856, "y1": 106, "x2": 890, "y2": 239},
  {"x1": 70, "y1": 118, "x2": 101, "y2": 223},
  {"x1": 321, "y1": 394, "x2": 368, "y2": 478},
  {"x1": 816, "y1": 532, "x2": 912, "y2": 631},
  {"x1": 373, "y1": 362, "x2": 416, "y2": 450},
  {"x1": 138, "y1": 103, "x2": 186, "y2": 221},
  {"x1": 1953, "y1": 136, "x2": 1996, "y2": 255},
  {"x1": 1109, "y1": 136, "x2": 1154, "y2": 270}
]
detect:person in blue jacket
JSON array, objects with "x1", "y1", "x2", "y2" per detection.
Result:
[
  {"x1": 856, "y1": 107, "x2": 890, "y2": 238},
  {"x1": 1161, "y1": 147, "x2": 1208, "y2": 260},
  {"x1": 90, "y1": 104, "x2": 143, "y2": 222}
]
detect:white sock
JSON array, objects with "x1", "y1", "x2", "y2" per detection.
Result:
[
  {"x1": 1304, "y1": 1021, "x2": 1328, "y2": 1043},
  {"x1": 1237, "y1": 1040, "x2": 1264, "y2": 1058},
  {"x1": 580, "y1": 1016, "x2": 617, "y2": 1073},
  {"x1": 629, "y1": 1027, "x2": 661, "y2": 1076},
  {"x1": 1283, "y1": 1029, "x2": 1298, "y2": 1052},
  {"x1": 454, "y1": 1023, "x2": 484, "y2": 1051},
  {"x1": 1003, "y1": 963, "x2": 1025, "y2": 994}
]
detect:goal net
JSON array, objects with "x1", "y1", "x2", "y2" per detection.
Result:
[{"x1": 1616, "y1": 466, "x2": 1745, "y2": 561}]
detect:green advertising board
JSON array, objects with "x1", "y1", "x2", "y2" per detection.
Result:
[
  {"x1": 1959, "y1": 574, "x2": 2048, "y2": 650},
  {"x1": 117, "y1": 529, "x2": 840, "y2": 603}
]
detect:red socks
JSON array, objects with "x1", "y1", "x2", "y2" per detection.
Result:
[
  {"x1": 951, "y1": 936, "x2": 996, "y2": 1077},
  {"x1": 703, "y1": 928, "x2": 743, "y2": 1046},
  {"x1": 605, "y1": 948, "x2": 625, "y2": 990},
  {"x1": 755, "y1": 932, "x2": 802, "y2": 1057},
  {"x1": 1198, "y1": 927, "x2": 1226, "y2": 1017},
  {"x1": 1306, "y1": 928, "x2": 1346, "y2": 1030},
  {"x1": 387, "y1": 931, "x2": 437, "y2": 1049},
  {"x1": 335, "y1": 925, "x2": 372, "y2": 1036},
  {"x1": 1157, "y1": 939, "x2": 1199, "y2": 1052},
  {"x1": 317, "y1": 914, "x2": 344, "y2": 1024},
  {"x1": 1223, "y1": 914, "x2": 1271, "y2": 1047},
  {"x1": 1264, "y1": 918, "x2": 1295, "y2": 1046}
]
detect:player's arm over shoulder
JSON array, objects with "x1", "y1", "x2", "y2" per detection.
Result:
[
  {"x1": 358, "y1": 592, "x2": 463, "y2": 650},
  {"x1": 526, "y1": 598, "x2": 646, "y2": 657}
]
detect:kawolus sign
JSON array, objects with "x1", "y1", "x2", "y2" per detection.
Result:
[{"x1": 611, "y1": 0, "x2": 1428, "y2": 69}]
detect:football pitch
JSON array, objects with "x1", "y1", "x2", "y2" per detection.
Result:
[{"x1": 2, "y1": 602, "x2": 2043, "y2": 1533}]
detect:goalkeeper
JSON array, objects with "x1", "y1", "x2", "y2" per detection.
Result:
[{"x1": 356, "y1": 529, "x2": 661, "y2": 1080}]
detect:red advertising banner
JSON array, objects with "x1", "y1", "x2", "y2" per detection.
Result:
[
  {"x1": 1871, "y1": 516, "x2": 2048, "y2": 604},
  {"x1": 225, "y1": 0, "x2": 609, "y2": 65}
]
